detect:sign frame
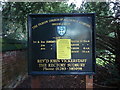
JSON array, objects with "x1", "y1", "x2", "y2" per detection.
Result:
[{"x1": 28, "y1": 13, "x2": 96, "y2": 75}]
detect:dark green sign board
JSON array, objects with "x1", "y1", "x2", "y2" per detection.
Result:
[{"x1": 28, "y1": 13, "x2": 96, "y2": 75}]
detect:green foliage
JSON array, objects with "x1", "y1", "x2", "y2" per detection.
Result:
[
  {"x1": 2, "y1": 43, "x2": 26, "y2": 52},
  {"x1": 101, "y1": 63, "x2": 120, "y2": 86},
  {"x1": 2, "y1": 37, "x2": 27, "y2": 52},
  {"x1": 80, "y1": 1, "x2": 120, "y2": 87},
  {"x1": 79, "y1": 2, "x2": 117, "y2": 57}
]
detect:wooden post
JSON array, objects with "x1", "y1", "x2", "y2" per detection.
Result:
[
  {"x1": 86, "y1": 75, "x2": 93, "y2": 90},
  {"x1": 31, "y1": 76, "x2": 41, "y2": 88}
]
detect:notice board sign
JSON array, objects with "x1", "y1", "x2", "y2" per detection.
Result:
[{"x1": 28, "y1": 13, "x2": 96, "y2": 75}]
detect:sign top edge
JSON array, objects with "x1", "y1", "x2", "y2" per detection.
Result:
[{"x1": 28, "y1": 13, "x2": 96, "y2": 17}]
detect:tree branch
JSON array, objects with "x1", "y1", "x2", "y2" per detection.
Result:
[
  {"x1": 96, "y1": 15, "x2": 120, "y2": 20},
  {"x1": 96, "y1": 55, "x2": 114, "y2": 63},
  {"x1": 96, "y1": 38, "x2": 116, "y2": 50},
  {"x1": 97, "y1": 41, "x2": 115, "y2": 54},
  {"x1": 96, "y1": 33, "x2": 116, "y2": 49}
]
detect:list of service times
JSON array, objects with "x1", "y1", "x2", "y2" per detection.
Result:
[
  {"x1": 31, "y1": 39, "x2": 92, "y2": 71},
  {"x1": 33, "y1": 39, "x2": 91, "y2": 54}
]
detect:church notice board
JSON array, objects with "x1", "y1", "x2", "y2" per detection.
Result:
[{"x1": 28, "y1": 13, "x2": 96, "y2": 75}]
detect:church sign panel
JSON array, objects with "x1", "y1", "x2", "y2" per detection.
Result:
[{"x1": 28, "y1": 13, "x2": 96, "y2": 75}]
